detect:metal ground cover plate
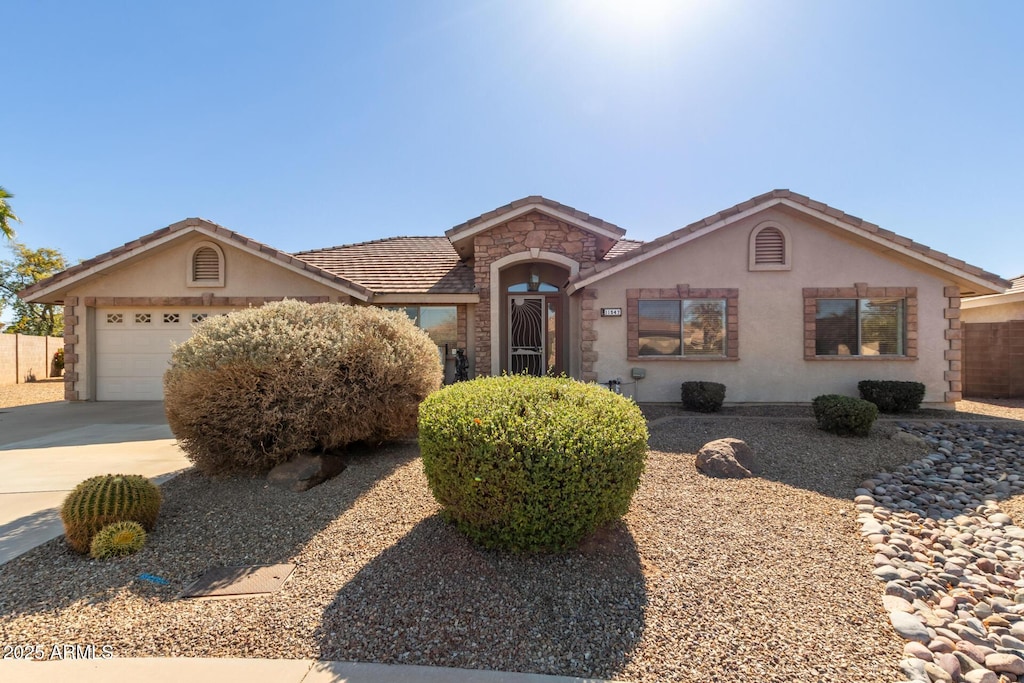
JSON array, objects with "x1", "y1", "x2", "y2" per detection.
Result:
[{"x1": 179, "y1": 563, "x2": 295, "y2": 600}]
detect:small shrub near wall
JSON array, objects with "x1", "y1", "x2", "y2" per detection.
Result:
[
  {"x1": 857, "y1": 380, "x2": 926, "y2": 413},
  {"x1": 164, "y1": 301, "x2": 443, "y2": 474},
  {"x1": 812, "y1": 395, "x2": 878, "y2": 437},
  {"x1": 681, "y1": 381, "x2": 726, "y2": 412},
  {"x1": 419, "y1": 375, "x2": 648, "y2": 552}
]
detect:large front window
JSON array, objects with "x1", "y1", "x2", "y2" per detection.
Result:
[
  {"x1": 815, "y1": 298, "x2": 904, "y2": 356},
  {"x1": 638, "y1": 299, "x2": 726, "y2": 357}
]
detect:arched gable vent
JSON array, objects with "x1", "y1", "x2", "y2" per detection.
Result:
[
  {"x1": 193, "y1": 247, "x2": 220, "y2": 280},
  {"x1": 187, "y1": 242, "x2": 225, "y2": 287},
  {"x1": 748, "y1": 222, "x2": 791, "y2": 271},
  {"x1": 755, "y1": 227, "x2": 785, "y2": 264}
]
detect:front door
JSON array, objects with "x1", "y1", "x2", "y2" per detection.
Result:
[{"x1": 509, "y1": 295, "x2": 545, "y2": 376}]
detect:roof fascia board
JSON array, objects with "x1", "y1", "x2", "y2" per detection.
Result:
[
  {"x1": 568, "y1": 197, "x2": 1004, "y2": 295},
  {"x1": 189, "y1": 227, "x2": 370, "y2": 301},
  {"x1": 961, "y1": 290, "x2": 1024, "y2": 309},
  {"x1": 372, "y1": 293, "x2": 480, "y2": 304},
  {"x1": 447, "y1": 204, "x2": 624, "y2": 242},
  {"x1": 774, "y1": 199, "x2": 1005, "y2": 294},
  {"x1": 20, "y1": 229, "x2": 187, "y2": 302},
  {"x1": 566, "y1": 199, "x2": 777, "y2": 294},
  {"x1": 22, "y1": 225, "x2": 370, "y2": 303}
]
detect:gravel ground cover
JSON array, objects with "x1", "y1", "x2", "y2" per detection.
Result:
[
  {"x1": 641, "y1": 399, "x2": 1024, "y2": 424},
  {"x1": 0, "y1": 415, "x2": 936, "y2": 682},
  {"x1": 1, "y1": 396, "x2": 1022, "y2": 680},
  {"x1": 0, "y1": 378, "x2": 64, "y2": 409}
]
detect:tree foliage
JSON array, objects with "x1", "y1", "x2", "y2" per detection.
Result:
[
  {"x1": 0, "y1": 243, "x2": 67, "y2": 335},
  {"x1": 0, "y1": 186, "x2": 20, "y2": 240}
]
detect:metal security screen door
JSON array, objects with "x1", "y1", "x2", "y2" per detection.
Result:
[{"x1": 509, "y1": 295, "x2": 545, "y2": 375}]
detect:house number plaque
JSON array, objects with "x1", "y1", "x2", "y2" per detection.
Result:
[{"x1": 600, "y1": 308, "x2": 622, "y2": 317}]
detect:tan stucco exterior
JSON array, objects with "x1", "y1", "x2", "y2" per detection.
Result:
[
  {"x1": 58, "y1": 234, "x2": 356, "y2": 400},
  {"x1": 587, "y1": 206, "x2": 959, "y2": 404},
  {"x1": 20, "y1": 193, "x2": 1006, "y2": 403}
]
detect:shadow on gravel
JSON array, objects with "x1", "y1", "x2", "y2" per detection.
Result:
[
  {"x1": 0, "y1": 442, "x2": 415, "y2": 619},
  {"x1": 316, "y1": 516, "x2": 646, "y2": 680}
]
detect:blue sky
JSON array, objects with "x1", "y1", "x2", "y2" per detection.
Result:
[{"x1": 5, "y1": 0, "x2": 1023, "y2": 284}]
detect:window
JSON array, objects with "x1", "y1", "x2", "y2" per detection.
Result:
[
  {"x1": 191, "y1": 313, "x2": 208, "y2": 324},
  {"x1": 106, "y1": 313, "x2": 123, "y2": 324},
  {"x1": 385, "y1": 306, "x2": 458, "y2": 356},
  {"x1": 638, "y1": 299, "x2": 726, "y2": 357},
  {"x1": 815, "y1": 298, "x2": 904, "y2": 356},
  {"x1": 749, "y1": 222, "x2": 791, "y2": 271},
  {"x1": 187, "y1": 242, "x2": 225, "y2": 287},
  {"x1": 163, "y1": 313, "x2": 180, "y2": 324},
  {"x1": 135, "y1": 313, "x2": 152, "y2": 324}
]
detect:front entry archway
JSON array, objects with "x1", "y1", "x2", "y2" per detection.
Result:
[{"x1": 501, "y1": 262, "x2": 569, "y2": 376}]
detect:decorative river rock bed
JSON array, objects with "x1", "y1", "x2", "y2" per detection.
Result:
[{"x1": 858, "y1": 421, "x2": 1024, "y2": 683}]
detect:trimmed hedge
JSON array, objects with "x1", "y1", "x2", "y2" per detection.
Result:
[
  {"x1": 165, "y1": 301, "x2": 443, "y2": 474},
  {"x1": 418, "y1": 375, "x2": 648, "y2": 552},
  {"x1": 858, "y1": 380, "x2": 926, "y2": 413},
  {"x1": 681, "y1": 381, "x2": 726, "y2": 412},
  {"x1": 812, "y1": 394, "x2": 878, "y2": 437}
]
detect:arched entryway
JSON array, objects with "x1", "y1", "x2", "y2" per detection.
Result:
[{"x1": 499, "y1": 261, "x2": 570, "y2": 376}]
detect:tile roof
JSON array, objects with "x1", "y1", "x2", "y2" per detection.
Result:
[
  {"x1": 295, "y1": 237, "x2": 647, "y2": 294},
  {"x1": 294, "y1": 237, "x2": 475, "y2": 294},
  {"x1": 1010, "y1": 275, "x2": 1024, "y2": 294},
  {"x1": 578, "y1": 189, "x2": 1009, "y2": 293},
  {"x1": 19, "y1": 217, "x2": 371, "y2": 302}
]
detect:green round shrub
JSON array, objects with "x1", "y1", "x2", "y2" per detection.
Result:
[
  {"x1": 61, "y1": 474, "x2": 162, "y2": 554},
  {"x1": 90, "y1": 521, "x2": 147, "y2": 560},
  {"x1": 164, "y1": 301, "x2": 443, "y2": 474},
  {"x1": 419, "y1": 375, "x2": 648, "y2": 552},
  {"x1": 681, "y1": 381, "x2": 726, "y2": 412},
  {"x1": 812, "y1": 394, "x2": 879, "y2": 437},
  {"x1": 857, "y1": 380, "x2": 926, "y2": 413}
]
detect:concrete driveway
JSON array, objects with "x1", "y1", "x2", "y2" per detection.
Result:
[{"x1": 0, "y1": 401, "x2": 191, "y2": 564}]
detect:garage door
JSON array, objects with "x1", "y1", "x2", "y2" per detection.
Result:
[{"x1": 95, "y1": 308, "x2": 233, "y2": 400}]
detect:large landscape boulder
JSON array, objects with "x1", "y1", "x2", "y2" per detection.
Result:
[{"x1": 695, "y1": 438, "x2": 755, "y2": 478}]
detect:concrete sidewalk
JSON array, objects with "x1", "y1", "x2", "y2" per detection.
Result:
[
  {"x1": 0, "y1": 401, "x2": 190, "y2": 564},
  {"x1": 0, "y1": 659, "x2": 622, "y2": 682}
]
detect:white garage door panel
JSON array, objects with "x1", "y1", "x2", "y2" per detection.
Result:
[{"x1": 95, "y1": 308, "x2": 232, "y2": 401}]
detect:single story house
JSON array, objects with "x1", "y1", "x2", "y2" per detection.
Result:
[
  {"x1": 961, "y1": 275, "x2": 1024, "y2": 398},
  {"x1": 20, "y1": 189, "x2": 1009, "y2": 405}
]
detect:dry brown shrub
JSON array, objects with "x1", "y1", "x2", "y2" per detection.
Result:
[{"x1": 164, "y1": 300, "x2": 443, "y2": 474}]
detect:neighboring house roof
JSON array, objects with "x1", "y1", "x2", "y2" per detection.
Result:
[
  {"x1": 295, "y1": 237, "x2": 475, "y2": 295},
  {"x1": 567, "y1": 189, "x2": 1010, "y2": 296},
  {"x1": 19, "y1": 217, "x2": 372, "y2": 304},
  {"x1": 962, "y1": 273, "x2": 1024, "y2": 309}
]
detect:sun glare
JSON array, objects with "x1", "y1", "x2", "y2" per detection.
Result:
[{"x1": 570, "y1": 0, "x2": 695, "y2": 43}]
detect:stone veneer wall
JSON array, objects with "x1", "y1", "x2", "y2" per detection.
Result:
[
  {"x1": 472, "y1": 212, "x2": 599, "y2": 377},
  {"x1": 62, "y1": 294, "x2": 351, "y2": 401}
]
